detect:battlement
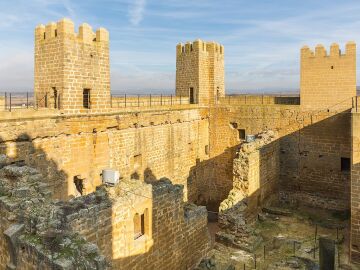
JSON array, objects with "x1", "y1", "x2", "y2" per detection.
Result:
[
  {"x1": 176, "y1": 39, "x2": 224, "y2": 57},
  {"x1": 300, "y1": 41, "x2": 356, "y2": 110},
  {"x1": 301, "y1": 41, "x2": 356, "y2": 58},
  {"x1": 35, "y1": 18, "x2": 109, "y2": 43}
]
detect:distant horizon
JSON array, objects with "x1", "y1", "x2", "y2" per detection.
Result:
[{"x1": 1, "y1": 1, "x2": 360, "y2": 92}]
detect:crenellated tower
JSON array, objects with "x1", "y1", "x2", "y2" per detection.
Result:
[
  {"x1": 300, "y1": 42, "x2": 356, "y2": 110},
  {"x1": 176, "y1": 39, "x2": 225, "y2": 106},
  {"x1": 34, "y1": 18, "x2": 110, "y2": 113}
]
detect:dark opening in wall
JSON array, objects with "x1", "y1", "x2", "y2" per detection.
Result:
[
  {"x1": 341, "y1": 157, "x2": 350, "y2": 172},
  {"x1": 73, "y1": 175, "x2": 84, "y2": 195},
  {"x1": 238, "y1": 129, "x2": 246, "y2": 140},
  {"x1": 189, "y1": 87, "x2": 195, "y2": 104},
  {"x1": 52, "y1": 87, "x2": 58, "y2": 109},
  {"x1": 55, "y1": 29, "x2": 57, "y2": 37},
  {"x1": 229, "y1": 122, "x2": 238, "y2": 129},
  {"x1": 205, "y1": 145, "x2": 209, "y2": 155},
  {"x1": 83, "y1": 89, "x2": 90, "y2": 109},
  {"x1": 134, "y1": 213, "x2": 145, "y2": 239}
]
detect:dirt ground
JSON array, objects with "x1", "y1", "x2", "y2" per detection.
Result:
[{"x1": 205, "y1": 205, "x2": 360, "y2": 270}]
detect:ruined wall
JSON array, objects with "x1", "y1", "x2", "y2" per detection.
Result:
[
  {"x1": 208, "y1": 104, "x2": 351, "y2": 211},
  {"x1": 35, "y1": 19, "x2": 110, "y2": 113},
  {"x1": 351, "y1": 110, "x2": 360, "y2": 262},
  {"x1": 216, "y1": 130, "x2": 279, "y2": 252},
  {"x1": 300, "y1": 42, "x2": 356, "y2": 110},
  {"x1": 0, "y1": 197, "x2": 11, "y2": 269},
  {"x1": 0, "y1": 107, "x2": 209, "y2": 200},
  {"x1": 0, "y1": 160, "x2": 209, "y2": 270},
  {"x1": 176, "y1": 40, "x2": 224, "y2": 105},
  {"x1": 0, "y1": 162, "x2": 107, "y2": 270},
  {"x1": 67, "y1": 180, "x2": 210, "y2": 270}
]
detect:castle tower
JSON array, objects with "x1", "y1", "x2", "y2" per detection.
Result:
[
  {"x1": 34, "y1": 18, "x2": 111, "y2": 113},
  {"x1": 176, "y1": 40, "x2": 225, "y2": 106},
  {"x1": 300, "y1": 42, "x2": 356, "y2": 111}
]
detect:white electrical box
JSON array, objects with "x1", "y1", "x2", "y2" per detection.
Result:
[
  {"x1": 102, "y1": 169, "x2": 120, "y2": 186},
  {"x1": 246, "y1": 134, "x2": 256, "y2": 143}
]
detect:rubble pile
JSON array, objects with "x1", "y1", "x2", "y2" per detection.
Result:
[{"x1": 0, "y1": 155, "x2": 107, "y2": 269}]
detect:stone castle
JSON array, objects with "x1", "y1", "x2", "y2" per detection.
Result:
[{"x1": 0, "y1": 18, "x2": 360, "y2": 269}]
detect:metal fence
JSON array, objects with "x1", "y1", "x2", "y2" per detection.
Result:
[
  {"x1": 238, "y1": 224, "x2": 344, "y2": 269},
  {"x1": 0, "y1": 92, "x2": 35, "y2": 111},
  {"x1": 220, "y1": 93, "x2": 300, "y2": 105},
  {"x1": 111, "y1": 94, "x2": 190, "y2": 108}
]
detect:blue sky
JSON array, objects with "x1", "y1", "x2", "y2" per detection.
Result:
[{"x1": 0, "y1": 0, "x2": 360, "y2": 94}]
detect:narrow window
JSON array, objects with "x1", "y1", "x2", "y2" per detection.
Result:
[
  {"x1": 52, "y1": 87, "x2": 58, "y2": 109},
  {"x1": 55, "y1": 29, "x2": 57, "y2": 37},
  {"x1": 134, "y1": 213, "x2": 145, "y2": 239},
  {"x1": 44, "y1": 32, "x2": 46, "y2": 39},
  {"x1": 205, "y1": 145, "x2": 209, "y2": 155},
  {"x1": 83, "y1": 89, "x2": 90, "y2": 109},
  {"x1": 341, "y1": 157, "x2": 350, "y2": 172},
  {"x1": 189, "y1": 87, "x2": 195, "y2": 104},
  {"x1": 238, "y1": 129, "x2": 246, "y2": 140}
]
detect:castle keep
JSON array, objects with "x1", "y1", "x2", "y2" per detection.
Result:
[
  {"x1": 35, "y1": 18, "x2": 110, "y2": 113},
  {"x1": 0, "y1": 18, "x2": 360, "y2": 269}
]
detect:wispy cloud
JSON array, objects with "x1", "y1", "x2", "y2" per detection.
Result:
[
  {"x1": 1, "y1": 0, "x2": 360, "y2": 92},
  {"x1": 128, "y1": 0, "x2": 146, "y2": 26}
]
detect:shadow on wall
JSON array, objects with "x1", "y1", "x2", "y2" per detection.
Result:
[
  {"x1": 279, "y1": 110, "x2": 351, "y2": 211},
  {"x1": 0, "y1": 133, "x2": 68, "y2": 200},
  {"x1": 191, "y1": 107, "x2": 352, "y2": 225},
  {"x1": 214, "y1": 109, "x2": 352, "y2": 252},
  {"x1": 65, "y1": 167, "x2": 210, "y2": 270},
  {"x1": 187, "y1": 145, "x2": 239, "y2": 212}
]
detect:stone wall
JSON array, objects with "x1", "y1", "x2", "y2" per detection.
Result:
[
  {"x1": 61, "y1": 179, "x2": 210, "y2": 270},
  {"x1": 207, "y1": 104, "x2": 351, "y2": 211},
  {"x1": 351, "y1": 109, "x2": 360, "y2": 262},
  {"x1": 176, "y1": 40, "x2": 224, "y2": 106},
  {"x1": 216, "y1": 130, "x2": 279, "y2": 252},
  {"x1": 300, "y1": 42, "x2": 356, "y2": 110},
  {"x1": 0, "y1": 107, "x2": 209, "y2": 200},
  {"x1": 35, "y1": 19, "x2": 111, "y2": 113},
  {"x1": 0, "y1": 159, "x2": 210, "y2": 269},
  {"x1": 0, "y1": 161, "x2": 107, "y2": 270}
]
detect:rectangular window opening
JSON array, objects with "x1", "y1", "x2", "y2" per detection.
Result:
[
  {"x1": 83, "y1": 89, "x2": 90, "y2": 109},
  {"x1": 189, "y1": 87, "x2": 195, "y2": 104},
  {"x1": 341, "y1": 157, "x2": 350, "y2": 172},
  {"x1": 238, "y1": 129, "x2": 246, "y2": 140},
  {"x1": 134, "y1": 213, "x2": 146, "y2": 240}
]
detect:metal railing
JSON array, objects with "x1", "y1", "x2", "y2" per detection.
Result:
[
  {"x1": 111, "y1": 94, "x2": 190, "y2": 108},
  {"x1": 220, "y1": 93, "x2": 300, "y2": 105},
  {"x1": 0, "y1": 92, "x2": 35, "y2": 111},
  {"x1": 0, "y1": 91, "x2": 63, "y2": 111}
]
